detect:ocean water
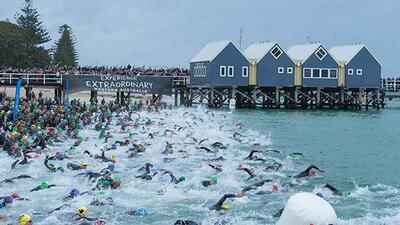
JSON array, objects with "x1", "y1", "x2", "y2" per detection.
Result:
[
  {"x1": 229, "y1": 100, "x2": 400, "y2": 224},
  {"x1": 0, "y1": 100, "x2": 399, "y2": 225}
]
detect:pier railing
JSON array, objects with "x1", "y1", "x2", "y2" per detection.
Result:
[
  {"x1": 381, "y1": 78, "x2": 400, "y2": 92},
  {"x1": 0, "y1": 73, "x2": 63, "y2": 86}
]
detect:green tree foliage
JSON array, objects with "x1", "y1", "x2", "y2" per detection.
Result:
[
  {"x1": 53, "y1": 24, "x2": 78, "y2": 67},
  {"x1": 15, "y1": 0, "x2": 51, "y2": 68},
  {"x1": 0, "y1": 21, "x2": 27, "y2": 68}
]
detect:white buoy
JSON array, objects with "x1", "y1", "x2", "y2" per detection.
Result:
[
  {"x1": 276, "y1": 192, "x2": 337, "y2": 225},
  {"x1": 229, "y1": 99, "x2": 236, "y2": 110}
]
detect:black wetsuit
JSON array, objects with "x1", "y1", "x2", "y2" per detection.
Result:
[
  {"x1": 67, "y1": 163, "x2": 83, "y2": 170},
  {"x1": 211, "y1": 142, "x2": 226, "y2": 149},
  {"x1": 202, "y1": 180, "x2": 214, "y2": 187},
  {"x1": 174, "y1": 220, "x2": 200, "y2": 225},
  {"x1": 0, "y1": 175, "x2": 33, "y2": 183},
  {"x1": 208, "y1": 164, "x2": 222, "y2": 172},
  {"x1": 244, "y1": 150, "x2": 260, "y2": 160},
  {"x1": 294, "y1": 165, "x2": 323, "y2": 179},
  {"x1": 209, "y1": 194, "x2": 236, "y2": 211},
  {"x1": 323, "y1": 183, "x2": 343, "y2": 196},
  {"x1": 199, "y1": 146, "x2": 215, "y2": 153},
  {"x1": 238, "y1": 166, "x2": 256, "y2": 180},
  {"x1": 241, "y1": 179, "x2": 273, "y2": 193},
  {"x1": 30, "y1": 184, "x2": 56, "y2": 192},
  {"x1": 202, "y1": 156, "x2": 225, "y2": 162},
  {"x1": 163, "y1": 171, "x2": 184, "y2": 184}
]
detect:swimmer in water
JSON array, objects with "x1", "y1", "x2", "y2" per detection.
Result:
[
  {"x1": 320, "y1": 183, "x2": 343, "y2": 196},
  {"x1": 209, "y1": 194, "x2": 237, "y2": 211},
  {"x1": 30, "y1": 182, "x2": 56, "y2": 192},
  {"x1": 208, "y1": 163, "x2": 222, "y2": 172},
  {"x1": 237, "y1": 179, "x2": 274, "y2": 197},
  {"x1": 71, "y1": 206, "x2": 98, "y2": 222},
  {"x1": 0, "y1": 175, "x2": 33, "y2": 184},
  {"x1": 236, "y1": 164, "x2": 256, "y2": 180},
  {"x1": 174, "y1": 220, "x2": 201, "y2": 225},
  {"x1": 244, "y1": 150, "x2": 266, "y2": 161},
  {"x1": 288, "y1": 152, "x2": 306, "y2": 158},
  {"x1": 202, "y1": 177, "x2": 219, "y2": 187},
  {"x1": 67, "y1": 162, "x2": 89, "y2": 171},
  {"x1": 294, "y1": 165, "x2": 325, "y2": 179},
  {"x1": 161, "y1": 170, "x2": 185, "y2": 184}
]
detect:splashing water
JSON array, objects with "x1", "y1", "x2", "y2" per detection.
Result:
[{"x1": 0, "y1": 106, "x2": 399, "y2": 224}]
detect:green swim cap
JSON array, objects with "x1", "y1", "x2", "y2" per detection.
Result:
[
  {"x1": 210, "y1": 177, "x2": 219, "y2": 183},
  {"x1": 99, "y1": 179, "x2": 111, "y2": 189},
  {"x1": 57, "y1": 167, "x2": 64, "y2": 172},
  {"x1": 344, "y1": 191, "x2": 352, "y2": 196},
  {"x1": 178, "y1": 176, "x2": 186, "y2": 182},
  {"x1": 114, "y1": 176, "x2": 121, "y2": 182},
  {"x1": 40, "y1": 182, "x2": 49, "y2": 189}
]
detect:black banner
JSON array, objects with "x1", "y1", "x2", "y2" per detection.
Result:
[{"x1": 65, "y1": 75, "x2": 173, "y2": 95}]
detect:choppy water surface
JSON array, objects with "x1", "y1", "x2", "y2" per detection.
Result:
[{"x1": 1, "y1": 101, "x2": 399, "y2": 225}]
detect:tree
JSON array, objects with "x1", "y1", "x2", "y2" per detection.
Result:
[
  {"x1": 53, "y1": 24, "x2": 78, "y2": 67},
  {"x1": 0, "y1": 21, "x2": 27, "y2": 68},
  {"x1": 15, "y1": 0, "x2": 51, "y2": 68}
]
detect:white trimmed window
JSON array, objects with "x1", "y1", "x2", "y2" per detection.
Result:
[
  {"x1": 315, "y1": 47, "x2": 327, "y2": 60},
  {"x1": 357, "y1": 69, "x2": 363, "y2": 75},
  {"x1": 312, "y1": 68, "x2": 320, "y2": 78},
  {"x1": 287, "y1": 67, "x2": 293, "y2": 74},
  {"x1": 304, "y1": 69, "x2": 312, "y2": 78},
  {"x1": 228, "y1": 66, "x2": 234, "y2": 77},
  {"x1": 321, "y1": 69, "x2": 329, "y2": 78},
  {"x1": 348, "y1": 69, "x2": 354, "y2": 75},
  {"x1": 303, "y1": 68, "x2": 338, "y2": 79},
  {"x1": 329, "y1": 69, "x2": 337, "y2": 78},
  {"x1": 278, "y1": 67, "x2": 284, "y2": 74},
  {"x1": 242, "y1": 66, "x2": 248, "y2": 77},
  {"x1": 220, "y1": 66, "x2": 226, "y2": 77},
  {"x1": 271, "y1": 46, "x2": 283, "y2": 59}
]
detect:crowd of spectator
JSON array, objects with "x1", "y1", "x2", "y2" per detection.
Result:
[{"x1": 0, "y1": 65, "x2": 189, "y2": 77}]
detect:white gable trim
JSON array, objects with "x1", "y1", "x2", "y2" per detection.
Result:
[{"x1": 347, "y1": 46, "x2": 382, "y2": 67}]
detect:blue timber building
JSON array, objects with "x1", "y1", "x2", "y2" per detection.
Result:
[
  {"x1": 330, "y1": 44, "x2": 381, "y2": 88},
  {"x1": 189, "y1": 41, "x2": 249, "y2": 87},
  {"x1": 186, "y1": 40, "x2": 383, "y2": 110},
  {"x1": 287, "y1": 43, "x2": 339, "y2": 88},
  {"x1": 244, "y1": 42, "x2": 295, "y2": 87}
]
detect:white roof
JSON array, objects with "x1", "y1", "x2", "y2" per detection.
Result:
[
  {"x1": 287, "y1": 43, "x2": 322, "y2": 62},
  {"x1": 329, "y1": 44, "x2": 365, "y2": 64},
  {"x1": 190, "y1": 41, "x2": 231, "y2": 63},
  {"x1": 243, "y1": 42, "x2": 277, "y2": 62}
]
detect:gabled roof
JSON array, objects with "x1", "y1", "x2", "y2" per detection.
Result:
[
  {"x1": 329, "y1": 44, "x2": 365, "y2": 65},
  {"x1": 243, "y1": 42, "x2": 277, "y2": 62},
  {"x1": 190, "y1": 41, "x2": 231, "y2": 63},
  {"x1": 287, "y1": 43, "x2": 322, "y2": 62}
]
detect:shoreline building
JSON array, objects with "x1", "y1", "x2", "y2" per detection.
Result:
[
  {"x1": 287, "y1": 43, "x2": 339, "y2": 88},
  {"x1": 189, "y1": 41, "x2": 249, "y2": 87},
  {"x1": 243, "y1": 42, "x2": 295, "y2": 87},
  {"x1": 329, "y1": 44, "x2": 381, "y2": 88}
]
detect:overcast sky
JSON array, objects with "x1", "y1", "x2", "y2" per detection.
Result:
[{"x1": 1, "y1": 0, "x2": 398, "y2": 76}]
